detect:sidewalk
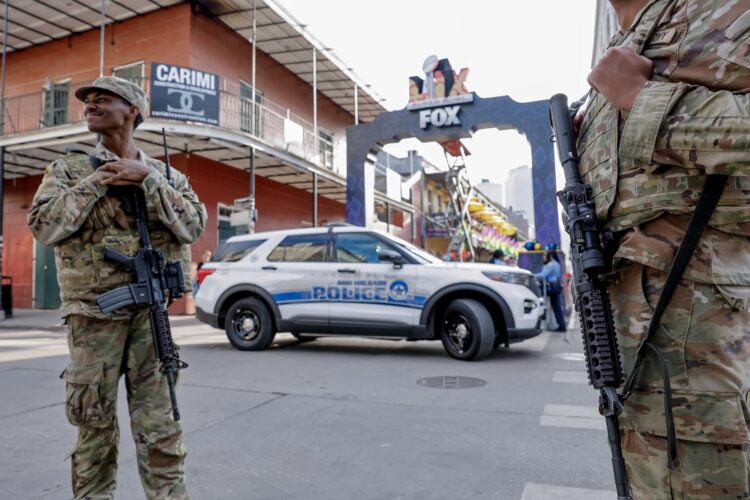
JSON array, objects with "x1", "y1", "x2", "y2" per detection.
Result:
[{"x1": 0, "y1": 309, "x2": 201, "y2": 332}]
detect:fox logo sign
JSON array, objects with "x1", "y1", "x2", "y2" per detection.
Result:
[{"x1": 418, "y1": 105, "x2": 461, "y2": 129}]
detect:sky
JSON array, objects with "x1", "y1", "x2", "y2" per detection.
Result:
[{"x1": 281, "y1": 0, "x2": 599, "y2": 188}]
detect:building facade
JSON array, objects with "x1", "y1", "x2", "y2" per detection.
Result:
[
  {"x1": 0, "y1": 0, "x2": 416, "y2": 312},
  {"x1": 504, "y1": 165, "x2": 534, "y2": 239}
]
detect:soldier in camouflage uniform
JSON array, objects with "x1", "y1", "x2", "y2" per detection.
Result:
[
  {"x1": 581, "y1": 0, "x2": 750, "y2": 498},
  {"x1": 28, "y1": 76, "x2": 206, "y2": 499}
]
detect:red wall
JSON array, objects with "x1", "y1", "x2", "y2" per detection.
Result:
[
  {"x1": 188, "y1": 12, "x2": 354, "y2": 136},
  {"x1": 4, "y1": 156, "x2": 345, "y2": 310},
  {"x1": 3, "y1": 3, "x2": 355, "y2": 137},
  {"x1": 3, "y1": 177, "x2": 38, "y2": 307},
  {"x1": 176, "y1": 153, "x2": 345, "y2": 254},
  {"x1": 4, "y1": 4, "x2": 191, "y2": 96}
]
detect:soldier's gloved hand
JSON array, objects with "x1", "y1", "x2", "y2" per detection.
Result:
[
  {"x1": 108, "y1": 197, "x2": 130, "y2": 231},
  {"x1": 89, "y1": 197, "x2": 116, "y2": 229},
  {"x1": 80, "y1": 218, "x2": 104, "y2": 243},
  {"x1": 89, "y1": 197, "x2": 130, "y2": 231}
]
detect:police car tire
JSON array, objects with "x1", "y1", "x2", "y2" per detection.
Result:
[
  {"x1": 440, "y1": 299, "x2": 495, "y2": 361},
  {"x1": 225, "y1": 298, "x2": 275, "y2": 351}
]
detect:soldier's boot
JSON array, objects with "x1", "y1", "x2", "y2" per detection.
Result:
[{"x1": 70, "y1": 422, "x2": 119, "y2": 500}]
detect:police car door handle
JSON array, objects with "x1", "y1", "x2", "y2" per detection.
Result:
[
  {"x1": 337, "y1": 268, "x2": 356, "y2": 274},
  {"x1": 262, "y1": 265, "x2": 277, "y2": 271}
]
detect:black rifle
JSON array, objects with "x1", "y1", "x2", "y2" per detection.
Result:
[
  {"x1": 94, "y1": 132, "x2": 187, "y2": 421},
  {"x1": 549, "y1": 94, "x2": 630, "y2": 499}
]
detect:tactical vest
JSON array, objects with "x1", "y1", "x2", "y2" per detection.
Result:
[
  {"x1": 578, "y1": 0, "x2": 750, "y2": 236},
  {"x1": 54, "y1": 153, "x2": 192, "y2": 304}
]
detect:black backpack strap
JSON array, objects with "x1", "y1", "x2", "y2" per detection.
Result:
[{"x1": 622, "y1": 173, "x2": 729, "y2": 468}]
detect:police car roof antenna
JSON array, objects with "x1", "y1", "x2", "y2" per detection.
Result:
[{"x1": 161, "y1": 128, "x2": 173, "y2": 187}]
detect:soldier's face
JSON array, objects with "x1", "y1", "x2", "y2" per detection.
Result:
[{"x1": 83, "y1": 91, "x2": 136, "y2": 133}]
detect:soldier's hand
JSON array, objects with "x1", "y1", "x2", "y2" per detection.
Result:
[
  {"x1": 588, "y1": 46, "x2": 653, "y2": 112},
  {"x1": 90, "y1": 168, "x2": 117, "y2": 185},
  {"x1": 100, "y1": 159, "x2": 155, "y2": 186},
  {"x1": 80, "y1": 218, "x2": 104, "y2": 243},
  {"x1": 88, "y1": 197, "x2": 130, "y2": 232}
]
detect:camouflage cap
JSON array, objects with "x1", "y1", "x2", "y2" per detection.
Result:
[{"x1": 74, "y1": 76, "x2": 148, "y2": 125}]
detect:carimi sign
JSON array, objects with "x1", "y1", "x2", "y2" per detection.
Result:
[{"x1": 150, "y1": 63, "x2": 220, "y2": 125}]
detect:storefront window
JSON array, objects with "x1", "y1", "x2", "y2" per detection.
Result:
[{"x1": 113, "y1": 62, "x2": 144, "y2": 86}]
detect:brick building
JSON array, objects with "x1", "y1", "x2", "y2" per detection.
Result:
[{"x1": 0, "y1": 0, "x2": 416, "y2": 312}]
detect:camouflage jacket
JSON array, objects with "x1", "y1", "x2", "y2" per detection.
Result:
[
  {"x1": 579, "y1": 0, "x2": 750, "y2": 284},
  {"x1": 27, "y1": 143, "x2": 207, "y2": 319}
]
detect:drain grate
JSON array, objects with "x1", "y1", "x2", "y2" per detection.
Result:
[{"x1": 417, "y1": 376, "x2": 486, "y2": 389}]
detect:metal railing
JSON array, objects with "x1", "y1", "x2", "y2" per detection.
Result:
[{"x1": 1, "y1": 77, "x2": 337, "y2": 171}]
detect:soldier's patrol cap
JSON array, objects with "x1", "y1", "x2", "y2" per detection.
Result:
[{"x1": 74, "y1": 76, "x2": 148, "y2": 127}]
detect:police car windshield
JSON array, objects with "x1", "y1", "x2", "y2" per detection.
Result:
[{"x1": 380, "y1": 233, "x2": 443, "y2": 264}]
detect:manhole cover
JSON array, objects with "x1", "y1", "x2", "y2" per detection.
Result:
[
  {"x1": 554, "y1": 352, "x2": 586, "y2": 362},
  {"x1": 417, "y1": 376, "x2": 486, "y2": 389}
]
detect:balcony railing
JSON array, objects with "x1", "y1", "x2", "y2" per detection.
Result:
[{"x1": 1, "y1": 77, "x2": 338, "y2": 172}]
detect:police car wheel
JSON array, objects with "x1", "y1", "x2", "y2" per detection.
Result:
[
  {"x1": 440, "y1": 299, "x2": 495, "y2": 361},
  {"x1": 225, "y1": 298, "x2": 275, "y2": 351}
]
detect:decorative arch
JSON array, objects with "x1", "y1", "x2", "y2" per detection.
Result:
[{"x1": 345, "y1": 94, "x2": 560, "y2": 246}]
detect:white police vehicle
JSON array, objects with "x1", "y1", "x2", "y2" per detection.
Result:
[{"x1": 195, "y1": 225, "x2": 545, "y2": 361}]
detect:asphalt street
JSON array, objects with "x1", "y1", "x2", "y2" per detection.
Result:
[{"x1": 1, "y1": 316, "x2": 617, "y2": 500}]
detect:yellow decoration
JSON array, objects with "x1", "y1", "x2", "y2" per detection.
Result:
[{"x1": 468, "y1": 201, "x2": 485, "y2": 213}]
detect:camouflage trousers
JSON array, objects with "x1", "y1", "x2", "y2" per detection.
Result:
[
  {"x1": 611, "y1": 263, "x2": 750, "y2": 499},
  {"x1": 60, "y1": 308, "x2": 189, "y2": 500}
]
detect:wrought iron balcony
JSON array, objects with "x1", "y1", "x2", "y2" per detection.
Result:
[{"x1": 0, "y1": 77, "x2": 338, "y2": 171}]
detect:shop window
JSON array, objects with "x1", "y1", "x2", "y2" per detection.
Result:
[
  {"x1": 240, "y1": 81, "x2": 263, "y2": 135},
  {"x1": 267, "y1": 234, "x2": 328, "y2": 262},
  {"x1": 42, "y1": 81, "x2": 69, "y2": 127},
  {"x1": 113, "y1": 62, "x2": 144, "y2": 86},
  {"x1": 319, "y1": 128, "x2": 334, "y2": 169},
  {"x1": 437, "y1": 194, "x2": 443, "y2": 213},
  {"x1": 428, "y1": 190, "x2": 434, "y2": 213}
]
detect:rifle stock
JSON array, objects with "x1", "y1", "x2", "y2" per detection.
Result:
[{"x1": 549, "y1": 94, "x2": 630, "y2": 499}]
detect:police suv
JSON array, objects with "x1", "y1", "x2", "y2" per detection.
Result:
[{"x1": 195, "y1": 225, "x2": 545, "y2": 361}]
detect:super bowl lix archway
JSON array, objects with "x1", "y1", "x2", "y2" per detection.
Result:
[{"x1": 345, "y1": 91, "x2": 560, "y2": 247}]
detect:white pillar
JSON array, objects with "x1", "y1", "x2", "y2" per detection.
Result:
[
  {"x1": 312, "y1": 48, "x2": 318, "y2": 150},
  {"x1": 251, "y1": 0, "x2": 257, "y2": 136}
]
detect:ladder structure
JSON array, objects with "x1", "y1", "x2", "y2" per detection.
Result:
[{"x1": 443, "y1": 142, "x2": 476, "y2": 261}]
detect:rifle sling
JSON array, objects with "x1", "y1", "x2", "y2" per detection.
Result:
[{"x1": 621, "y1": 173, "x2": 729, "y2": 469}]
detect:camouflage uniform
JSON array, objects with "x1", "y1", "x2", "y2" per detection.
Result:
[
  {"x1": 28, "y1": 77, "x2": 206, "y2": 499},
  {"x1": 578, "y1": 1, "x2": 750, "y2": 498}
]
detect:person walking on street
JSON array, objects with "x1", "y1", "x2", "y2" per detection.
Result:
[
  {"x1": 27, "y1": 76, "x2": 206, "y2": 500},
  {"x1": 580, "y1": 0, "x2": 750, "y2": 497},
  {"x1": 534, "y1": 251, "x2": 567, "y2": 332}
]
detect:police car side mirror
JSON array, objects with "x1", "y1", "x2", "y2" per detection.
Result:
[{"x1": 379, "y1": 248, "x2": 404, "y2": 269}]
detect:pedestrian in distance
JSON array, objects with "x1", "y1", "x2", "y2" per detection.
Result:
[
  {"x1": 581, "y1": 0, "x2": 750, "y2": 497},
  {"x1": 193, "y1": 249, "x2": 212, "y2": 295},
  {"x1": 489, "y1": 248, "x2": 505, "y2": 265},
  {"x1": 27, "y1": 76, "x2": 206, "y2": 500},
  {"x1": 534, "y1": 251, "x2": 567, "y2": 332}
]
